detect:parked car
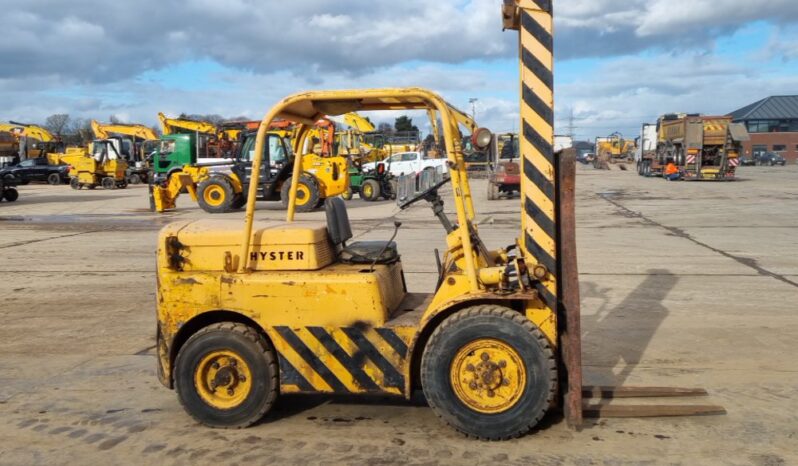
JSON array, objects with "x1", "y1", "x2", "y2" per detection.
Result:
[
  {"x1": 363, "y1": 151, "x2": 448, "y2": 177},
  {"x1": 755, "y1": 152, "x2": 786, "y2": 166},
  {"x1": 738, "y1": 155, "x2": 756, "y2": 166},
  {"x1": 0, "y1": 157, "x2": 71, "y2": 185}
]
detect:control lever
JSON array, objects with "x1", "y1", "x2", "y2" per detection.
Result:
[{"x1": 370, "y1": 221, "x2": 402, "y2": 272}]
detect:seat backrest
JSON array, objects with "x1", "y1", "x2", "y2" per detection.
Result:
[{"x1": 325, "y1": 197, "x2": 352, "y2": 246}]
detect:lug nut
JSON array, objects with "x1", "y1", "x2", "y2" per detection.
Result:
[
  {"x1": 227, "y1": 388, "x2": 234, "y2": 396},
  {"x1": 469, "y1": 381, "x2": 477, "y2": 390},
  {"x1": 498, "y1": 360, "x2": 506, "y2": 368},
  {"x1": 230, "y1": 359, "x2": 237, "y2": 367},
  {"x1": 211, "y1": 362, "x2": 220, "y2": 369},
  {"x1": 239, "y1": 375, "x2": 247, "y2": 382},
  {"x1": 481, "y1": 352, "x2": 489, "y2": 361},
  {"x1": 487, "y1": 390, "x2": 495, "y2": 398},
  {"x1": 466, "y1": 364, "x2": 475, "y2": 372}
]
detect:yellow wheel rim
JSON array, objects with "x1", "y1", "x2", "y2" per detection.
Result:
[
  {"x1": 363, "y1": 183, "x2": 373, "y2": 198},
  {"x1": 450, "y1": 338, "x2": 526, "y2": 414},
  {"x1": 194, "y1": 350, "x2": 252, "y2": 410},
  {"x1": 294, "y1": 184, "x2": 311, "y2": 206},
  {"x1": 203, "y1": 185, "x2": 226, "y2": 207}
]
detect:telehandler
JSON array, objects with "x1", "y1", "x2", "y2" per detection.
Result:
[
  {"x1": 155, "y1": 0, "x2": 724, "y2": 440},
  {"x1": 150, "y1": 129, "x2": 348, "y2": 213}
]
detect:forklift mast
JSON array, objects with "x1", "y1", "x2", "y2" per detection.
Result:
[{"x1": 503, "y1": 0, "x2": 583, "y2": 426}]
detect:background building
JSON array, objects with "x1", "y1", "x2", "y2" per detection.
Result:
[{"x1": 729, "y1": 95, "x2": 798, "y2": 164}]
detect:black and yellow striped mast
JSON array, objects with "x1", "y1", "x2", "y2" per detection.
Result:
[{"x1": 504, "y1": 0, "x2": 558, "y2": 313}]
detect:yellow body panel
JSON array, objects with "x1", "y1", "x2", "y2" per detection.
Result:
[{"x1": 48, "y1": 147, "x2": 88, "y2": 166}]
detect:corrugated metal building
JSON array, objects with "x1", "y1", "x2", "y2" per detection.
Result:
[{"x1": 729, "y1": 95, "x2": 798, "y2": 164}]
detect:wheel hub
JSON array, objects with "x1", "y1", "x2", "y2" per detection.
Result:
[
  {"x1": 450, "y1": 339, "x2": 526, "y2": 414},
  {"x1": 195, "y1": 351, "x2": 252, "y2": 409}
]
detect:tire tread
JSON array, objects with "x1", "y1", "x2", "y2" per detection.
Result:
[{"x1": 421, "y1": 304, "x2": 556, "y2": 441}]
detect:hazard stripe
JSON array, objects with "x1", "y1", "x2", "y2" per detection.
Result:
[
  {"x1": 525, "y1": 196, "x2": 555, "y2": 239},
  {"x1": 523, "y1": 156, "x2": 554, "y2": 201},
  {"x1": 306, "y1": 327, "x2": 381, "y2": 392},
  {"x1": 277, "y1": 354, "x2": 314, "y2": 392},
  {"x1": 525, "y1": 231, "x2": 556, "y2": 274},
  {"x1": 532, "y1": 0, "x2": 552, "y2": 13},
  {"x1": 521, "y1": 48, "x2": 553, "y2": 90},
  {"x1": 374, "y1": 328, "x2": 409, "y2": 358},
  {"x1": 518, "y1": 5, "x2": 558, "y2": 317},
  {"x1": 274, "y1": 326, "x2": 347, "y2": 393},
  {"x1": 341, "y1": 327, "x2": 404, "y2": 389},
  {"x1": 520, "y1": 10, "x2": 552, "y2": 51}
]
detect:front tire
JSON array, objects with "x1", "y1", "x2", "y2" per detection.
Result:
[
  {"x1": 174, "y1": 322, "x2": 278, "y2": 428},
  {"x1": 341, "y1": 187, "x2": 353, "y2": 201},
  {"x1": 47, "y1": 173, "x2": 61, "y2": 185},
  {"x1": 280, "y1": 175, "x2": 320, "y2": 213},
  {"x1": 421, "y1": 305, "x2": 556, "y2": 440},
  {"x1": 198, "y1": 177, "x2": 236, "y2": 214},
  {"x1": 70, "y1": 178, "x2": 80, "y2": 190},
  {"x1": 101, "y1": 177, "x2": 116, "y2": 190}
]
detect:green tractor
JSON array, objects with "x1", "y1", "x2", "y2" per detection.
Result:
[{"x1": 341, "y1": 160, "x2": 395, "y2": 202}]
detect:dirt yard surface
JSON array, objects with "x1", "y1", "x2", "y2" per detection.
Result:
[{"x1": 1, "y1": 165, "x2": 796, "y2": 465}]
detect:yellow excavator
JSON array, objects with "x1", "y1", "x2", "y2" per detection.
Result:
[
  {"x1": 0, "y1": 122, "x2": 63, "y2": 164},
  {"x1": 153, "y1": 0, "x2": 724, "y2": 441},
  {"x1": 158, "y1": 113, "x2": 237, "y2": 159},
  {"x1": 91, "y1": 120, "x2": 159, "y2": 184}
]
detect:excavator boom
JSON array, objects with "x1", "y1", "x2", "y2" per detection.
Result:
[
  {"x1": 91, "y1": 120, "x2": 158, "y2": 141},
  {"x1": 1, "y1": 122, "x2": 56, "y2": 142}
]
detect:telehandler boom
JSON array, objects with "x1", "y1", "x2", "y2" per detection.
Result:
[{"x1": 154, "y1": 0, "x2": 724, "y2": 440}]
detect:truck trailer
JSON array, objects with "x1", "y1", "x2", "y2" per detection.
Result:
[{"x1": 638, "y1": 114, "x2": 749, "y2": 180}]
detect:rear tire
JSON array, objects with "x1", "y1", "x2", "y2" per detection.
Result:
[
  {"x1": 421, "y1": 305, "x2": 556, "y2": 440},
  {"x1": 174, "y1": 322, "x2": 278, "y2": 428},
  {"x1": 3, "y1": 188, "x2": 19, "y2": 202},
  {"x1": 280, "y1": 175, "x2": 320, "y2": 213},
  {"x1": 198, "y1": 177, "x2": 236, "y2": 214},
  {"x1": 101, "y1": 177, "x2": 116, "y2": 190},
  {"x1": 69, "y1": 178, "x2": 80, "y2": 190},
  {"x1": 47, "y1": 173, "x2": 61, "y2": 185},
  {"x1": 361, "y1": 179, "x2": 380, "y2": 202},
  {"x1": 128, "y1": 174, "x2": 142, "y2": 185}
]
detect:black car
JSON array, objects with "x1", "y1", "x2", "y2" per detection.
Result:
[
  {"x1": 738, "y1": 155, "x2": 756, "y2": 166},
  {"x1": 755, "y1": 152, "x2": 786, "y2": 166},
  {"x1": 0, "y1": 157, "x2": 71, "y2": 185}
]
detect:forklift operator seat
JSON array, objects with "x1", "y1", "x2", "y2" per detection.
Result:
[{"x1": 324, "y1": 198, "x2": 399, "y2": 265}]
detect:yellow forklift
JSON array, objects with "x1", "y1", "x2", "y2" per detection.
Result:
[{"x1": 154, "y1": 1, "x2": 723, "y2": 440}]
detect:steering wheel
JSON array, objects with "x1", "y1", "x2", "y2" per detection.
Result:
[{"x1": 397, "y1": 176, "x2": 451, "y2": 210}]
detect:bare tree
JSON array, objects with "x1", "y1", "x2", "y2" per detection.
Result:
[
  {"x1": 44, "y1": 114, "x2": 70, "y2": 138},
  {"x1": 69, "y1": 118, "x2": 94, "y2": 145}
]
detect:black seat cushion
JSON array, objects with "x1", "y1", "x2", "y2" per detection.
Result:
[{"x1": 341, "y1": 241, "x2": 399, "y2": 265}]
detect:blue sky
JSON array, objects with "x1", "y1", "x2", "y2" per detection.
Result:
[{"x1": 2, "y1": 0, "x2": 798, "y2": 141}]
